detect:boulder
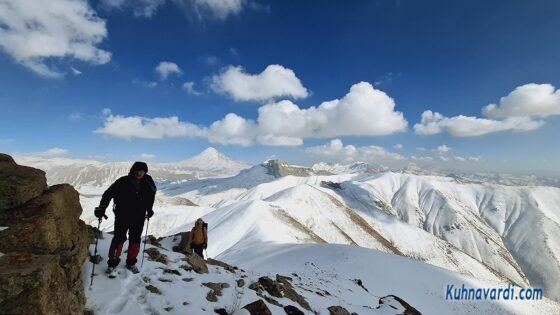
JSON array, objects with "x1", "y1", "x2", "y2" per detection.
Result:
[
  {"x1": 0, "y1": 156, "x2": 89, "y2": 314},
  {"x1": 172, "y1": 232, "x2": 192, "y2": 255},
  {"x1": 0, "y1": 154, "x2": 46, "y2": 210},
  {"x1": 328, "y1": 306, "x2": 350, "y2": 315},
  {"x1": 184, "y1": 252, "x2": 208, "y2": 274},
  {"x1": 243, "y1": 299, "x2": 272, "y2": 315}
]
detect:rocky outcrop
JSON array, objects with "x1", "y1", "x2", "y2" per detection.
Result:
[
  {"x1": 264, "y1": 160, "x2": 311, "y2": 178},
  {"x1": 243, "y1": 299, "x2": 272, "y2": 315},
  {"x1": 0, "y1": 154, "x2": 89, "y2": 314}
]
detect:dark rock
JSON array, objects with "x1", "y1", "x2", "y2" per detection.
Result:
[
  {"x1": 182, "y1": 277, "x2": 194, "y2": 282},
  {"x1": 248, "y1": 282, "x2": 261, "y2": 292},
  {"x1": 276, "y1": 274, "x2": 311, "y2": 311},
  {"x1": 378, "y1": 295, "x2": 422, "y2": 315},
  {"x1": 164, "y1": 306, "x2": 173, "y2": 312},
  {"x1": 257, "y1": 293, "x2": 282, "y2": 307},
  {"x1": 145, "y1": 235, "x2": 161, "y2": 247},
  {"x1": 243, "y1": 299, "x2": 272, "y2": 315},
  {"x1": 184, "y1": 252, "x2": 208, "y2": 274},
  {"x1": 203, "y1": 282, "x2": 229, "y2": 302},
  {"x1": 258, "y1": 276, "x2": 283, "y2": 298},
  {"x1": 207, "y1": 257, "x2": 237, "y2": 273},
  {"x1": 328, "y1": 306, "x2": 350, "y2": 315},
  {"x1": 214, "y1": 308, "x2": 228, "y2": 315},
  {"x1": 144, "y1": 248, "x2": 168, "y2": 264},
  {"x1": 321, "y1": 181, "x2": 342, "y2": 189},
  {"x1": 237, "y1": 278, "x2": 245, "y2": 287},
  {"x1": 163, "y1": 268, "x2": 181, "y2": 275},
  {"x1": 172, "y1": 232, "x2": 191, "y2": 254},
  {"x1": 352, "y1": 278, "x2": 369, "y2": 292},
  {"x1": 146, "y1": 285, "x2": 161, "y2": 294},
  {"x1": 284, "y1": 305, "x2": 305, "y2": 315},
  {"x1": 0, "y1": 154, "x2": 46, "y2": 209},
  {"x1": 158, "y1": 278, "x2": 173, "y2": 283}
]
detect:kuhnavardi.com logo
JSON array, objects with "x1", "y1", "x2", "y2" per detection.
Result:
[{"x1": 446, "y1": 284, "x2": 543, "y2": 301}]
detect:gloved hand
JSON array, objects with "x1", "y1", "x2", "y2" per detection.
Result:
[
  {"x1": 94, "y1": 207, "x2": 105, "y2": 219},
  {"x1": 146, "y1": 209, "x2": 154, "y2": 218},
  {"x1": 202, "y1": 243, "x2": 207, "y2": 249}
]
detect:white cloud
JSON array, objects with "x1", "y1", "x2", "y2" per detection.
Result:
[
  {"x1": 414, "y1": 110, "x2": 544, "y2": 137},
  {"x1": 415, "y1": 83, "x2": 559, "y2": 137},
  {"x1": 483, "y1": 83, "x2": 560, "y2": 119},
  {"x1": 206, "y1": 113, "x2": 257, "y2": 147},
  {"x1": 101, "y1": 0, "x2": 246, "y2": 19},
  {"x1": 188, "y1": 0, "x2": 245, "y2": 19},
  {"x1": 95, "y1": 82, "x2": 407, "y2": 146},
  {"x1": 394, "y1": 144, "x2": 403, "y2": 149},
  {"x1": 101, "y1": 0, "x2": 165, "y2": 17},
  {"x1": 71, "y1": 67, "x2": 82, "y2": 75},
  {"x1": 257, "y1": 82, "x2": 408, "y2": 141},
  {"x1": 305, "y1": 140, "x2": 484, "y2": 171},
  {"x1": 211, "y1": 65, "x2": 309, "y2": 102},
  {"x1": 41, "y1": 147, "x2": 68, "y2": 156},
  {"x1": 256, "y1": 135, "x2": 303, "y2": 146},
  {"x1": 155, "y1": 61, "x2": 183, "y2": 80},
  {"x1": 436, "y1": 145, "x2": 451, "y2": 154},
  {"x1": 305, "y1": 139, "x2": 405, "y2": 164},
  {"x1": 95, "y1": 109, "x2": 204, "y2": 140},
  {"x1": 141, "y1": 153, "x2": 156, "y2": 159},
  {"x1": 0, "y1": 0, "x2": 110, "y2": 78},
  {"x1": 182, "y1": 81, "x2": 201, "y2": 95}
]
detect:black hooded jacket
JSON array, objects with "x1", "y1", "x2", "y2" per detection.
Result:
[{"x1": 99, "y1": 162, "x2": 157, "y2": 220}]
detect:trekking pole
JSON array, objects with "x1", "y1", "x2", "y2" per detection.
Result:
[
  {"x1": 141, "y1": 216, "x2": 150, "y2": 268},
  {"x1": 89, "y1": 215, "x2": 107, "y2": 288}
]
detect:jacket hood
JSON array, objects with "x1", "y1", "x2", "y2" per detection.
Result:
[{"x1": 129, "y1": 161, "x2": 148, "y2": 175}]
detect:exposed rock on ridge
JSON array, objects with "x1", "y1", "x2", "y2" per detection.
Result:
[{"x1": 0, "y1": 154, "x2": 89, "y2": 314}]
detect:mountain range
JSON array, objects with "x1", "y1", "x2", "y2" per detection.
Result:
[{"x1": 12, "y1": 148, "x2": 560, "y2": 313}]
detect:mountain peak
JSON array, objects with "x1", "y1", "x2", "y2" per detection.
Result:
[{"x1": 191, "y1": 147, "x2": 228, "y2": 162}]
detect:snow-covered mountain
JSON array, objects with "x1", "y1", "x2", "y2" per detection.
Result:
[
  {"x1": 76, "y1": 159, "x2": 560, "y2": 307},
  {"x1": 13, "y1": 148, "x2": 250, "y2": 193}
]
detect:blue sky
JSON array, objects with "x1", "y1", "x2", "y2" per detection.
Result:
[{"x1": 1, "y1": 0, "x2": 560, "y2": 175}]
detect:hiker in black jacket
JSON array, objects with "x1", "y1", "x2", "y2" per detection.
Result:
[{"x1": 94, "y1": 162, "x2": 156, "y2": 274}]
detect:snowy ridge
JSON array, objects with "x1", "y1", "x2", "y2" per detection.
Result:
[
  {"x1": 14, "y1": 148, "x2": 250, "y2": 193},
  {"x1": 73, "y1": 159, "x2": 560, "y2": 311}
]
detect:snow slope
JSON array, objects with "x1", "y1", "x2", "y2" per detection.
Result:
[{"x1": 83, "y1": 234, "x2": 559, "y2": 315}]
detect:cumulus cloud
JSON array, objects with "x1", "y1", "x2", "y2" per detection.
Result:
[
  {"x1": 96, "y1": 82, "x2": 407, "y2": 146},
  {"x1": 211, "y1": 65, "x2": 309, "y2": 102},
  {"x1": 155, "y1": 61, "x2": 183, "y2": 80},
  {"x1": 305, "y1": 139, "x2": 405, "y2": 164},
  {"x1": 206, "y1": 113, "x2": 257, "y2": 147},
  {"x1": 414, "y1": 110, "x2": 544, "y2": 137},
  {"x1": 414, "y1": 83, "x2": 559, "y2": 137},
  {"x1": 483, "y1": 83, "x2": 560, "y2": 119},
  {"x1": 182, "y1": 81, "x2": 201, "y2": 95},
  {"x1": 95, "y1": 109, "x2": 204, "y2": 140},
  {"x1": 436, "y1": 145, "x2": 451, "y2": 154},
  {"x1": 0, "y1": 0, "x2": 111, "y2": 77},
  {"x1": 257, "y1": 82, "x2": 408, "y2": 144},
  {"x1": 305, "y1": 139, "x2": 482, "y2": 170}
]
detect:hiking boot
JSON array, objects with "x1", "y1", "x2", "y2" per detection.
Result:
[
  {"x1": 126, "y1": 264, "x2": 140, "y2": 274},
  {"x1": 106, "y1": 267, "x2": 117, "y2": 278}
]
